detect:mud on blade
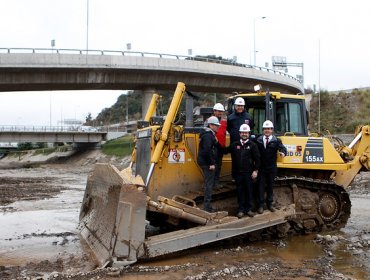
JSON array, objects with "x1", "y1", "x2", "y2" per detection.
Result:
[{"x1": 78, "y1": 163, "x2": 147, "y2": 266}]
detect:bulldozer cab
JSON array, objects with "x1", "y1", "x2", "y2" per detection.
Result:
[{"x1": 226, "y1": 90, "x2": 308, "y2": 136}]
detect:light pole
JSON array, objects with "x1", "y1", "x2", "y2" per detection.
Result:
[
  {"x1": 86, "y1": 0, "x2": 89, "y2": 54},
  {"x1": 249, "y1": 50, "x2": 258, "y2": 65},
  {"x1": 51, "y1": 39, "x2": 55, "y2": 53},
  {"x1": 253, "y1": 16, "x2": 266, "y2": 66}
]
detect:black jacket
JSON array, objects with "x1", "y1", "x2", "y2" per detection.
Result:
[
  {"x1": 227, "y1": 111, "x2": 253, "y2": 143},
  {"x1": 225, "y1": 139, "x2": 260, "y2": 174},
  {"x1": 197, "y1": 128, "x2": 219, "y2": 167},
  {"x1": 256, "y1": 135, "x2": 287, "y2": 171}
]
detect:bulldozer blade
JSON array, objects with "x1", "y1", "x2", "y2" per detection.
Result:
[
  {"x1": 143, "y1": 204, "x2": 295, "y2": 259},
  {"x1": 79, "y1": 163, "x2": 147, "y2": 267}
]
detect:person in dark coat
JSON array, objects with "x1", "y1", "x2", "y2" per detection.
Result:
[
  {"x1": 227, "y1": 97, "x2": 254, "y2": 181},
  {"x1": 197, "y1": 116, "x2": 221, "y2": 212},
  {"x1": 224, "y1": 124, "x2": 260, "y2": 218},
  {"x1": 256, "y1": 120, "x2": 287, "y2": 213},
  {"x1": 227, "y1": 97, "x2": 254, "y2": 144}
]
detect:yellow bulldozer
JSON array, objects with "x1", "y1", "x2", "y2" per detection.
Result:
[{"x1": 79, "y1": 82, "x2": 370, "y2": 267}]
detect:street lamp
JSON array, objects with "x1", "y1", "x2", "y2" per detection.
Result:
[
  {"x1": 51, "y1": 39, "x2": 55, "y2": 53},
  {"x1": 253, "y1": 16, "x2": 266, "y2": 66}
]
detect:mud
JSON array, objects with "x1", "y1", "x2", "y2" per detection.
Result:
[
  {"x1": 0, "y1": 176, "x2": 66, "y2": 208},
  {"x1": 0, "y1": 156, "x2": 369, "y2": 279}
]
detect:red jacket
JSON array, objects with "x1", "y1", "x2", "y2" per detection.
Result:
[{"x1": 216, "y1": 119, "x2": 227, "y2": 147}]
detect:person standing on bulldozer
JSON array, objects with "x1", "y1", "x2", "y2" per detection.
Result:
[
  {"x1": 227, "y1": 97, "x2": 254, "y2": 181},
  {"x1": 227, "y1": 97, "x2": 254, "y2": 143},
  {"x1": 197, "y1": 116, "x2": 221, "y2": 212},
  {"x1": 224, "y1": 124, "x2": 260, "y2": 218},
  {"x1": 212, "y1": 103, "x2": 227, "y2": 188},
  {"x1": 256, "y1": 120, "x2": 287, "y2": 214}
]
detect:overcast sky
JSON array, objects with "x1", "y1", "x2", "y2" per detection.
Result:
[{"x1": 0, "y1": 0, "x2": 369, "y2": 126}]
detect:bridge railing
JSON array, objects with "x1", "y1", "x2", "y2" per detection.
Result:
[
  {"x1": 0, "y1": 125, "x2": 106, "y2": 133},
  {"x1": 0, "y1": 47, "x2": 301, "y2": 83}
]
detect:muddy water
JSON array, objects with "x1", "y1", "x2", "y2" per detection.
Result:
[
  {"x1": 0, "y1": 166, "x2": 98, "y2": 273},
  {"x1": 334, "y1": 193, "x2": 370, "y2": 279},
  {"x1": 0, "y1": 166, "x2": 369, "y2": 279}
]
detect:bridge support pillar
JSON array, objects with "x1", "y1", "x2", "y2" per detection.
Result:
[{"x1": 142, "y1": 88, "x2": 157, "y2": 118}]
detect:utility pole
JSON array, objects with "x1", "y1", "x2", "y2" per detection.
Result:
[{"x1": 318, "y1": 39, "x2": 321, "y2": 134}]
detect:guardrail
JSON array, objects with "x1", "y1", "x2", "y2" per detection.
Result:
[
  {"x1": 0, "y1": 125, "x2": 105, "y2": 133},
  {"x1": 0, "y1": 47, "x2": 302, "y2": 83}
]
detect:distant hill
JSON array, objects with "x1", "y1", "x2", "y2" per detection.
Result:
[
  {"x1": 89, "y1": 90, "x2": 229, "y2": 126},
  {"x1": 90, "y1": 88, "x2": 370, "y2": 134},
  {"x1": 309, "y1": 89, "x2": 370, "y2": 133}
]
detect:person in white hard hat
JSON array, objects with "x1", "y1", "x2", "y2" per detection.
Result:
[
  {"x1": 255, "y1": 120, "x2": 287, "y2": 214},
  {"x1": 197, "y1": 116, "x2": 221, "y2": 212},
  {"x1": 227, "y1": 97, "x2": 254, "y2": 144},
  {"x1": 224, "y1": 124, "x2": 260, "y2": 218},
  {"x1": 227, "y1": 97, "x2": 254, "y2": 181},
  {"x1": 212, "y1": 103, "x2": 227, "y2": 189}
]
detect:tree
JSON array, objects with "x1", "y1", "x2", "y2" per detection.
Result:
[{"x1": 85, "y1": 112, "x2": 93, "y2": 125}]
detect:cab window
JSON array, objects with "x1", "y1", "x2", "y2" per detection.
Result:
[
  {"x1": 248, "y1": 107, "x2": 265, "y2": 135},
  {"x1": 275, "y1": 102, "x2": 304, "y2": 135}
]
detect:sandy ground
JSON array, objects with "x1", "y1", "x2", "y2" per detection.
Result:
[{"x1": 0, "y1": 152, "x2": 369, "y2": 280}]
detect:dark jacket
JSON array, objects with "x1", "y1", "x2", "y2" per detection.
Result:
[
  {"x1": 197, "y1": 128, "x2": 219, "y2": 167},
  {"x1": 227, "y1": 111, "x2": 253, "y2": 143},
  {"x1": 256, "y1": 135, "x2": 287, "y2": 171},
  {"x1": 225, "y1": 139, "x2": 260, "y2": 174}
]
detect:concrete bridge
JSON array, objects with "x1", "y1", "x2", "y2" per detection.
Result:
[
  {"x1": 0, "y1": 48, "x2": 303, "y2": 115},
  {"x1": 0, "y1": 126, "x2": 107, "y2": 143}
]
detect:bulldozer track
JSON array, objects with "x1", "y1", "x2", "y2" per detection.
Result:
[{"x1": 274, "y1": 175, "x2": 351, "y2": 234}]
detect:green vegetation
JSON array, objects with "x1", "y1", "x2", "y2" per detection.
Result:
[
  {"x1": 17, "y1": 142, "x2": 34, "y2": 150},
  {"x1": 5, "y1": 145, "x2": 72, "y2": 158},
  {"x1": 89, "y1": 90, "x2": 228, "y2": 126},
  {"x1": 34, "y1": 147, "x2": 57, "y2": 155},
  {"x1": 102, "y1": 135, "x2": 134, "y2": 157},
  {"x1": 91, "y1": 86, "x2": 370, "y2": 135},
  {"x1": 17, "y1": 142, "x2": 46, "y2": 151},
  {"x1": 309, "y1": 89, "x2": 370, "y2": 133}
]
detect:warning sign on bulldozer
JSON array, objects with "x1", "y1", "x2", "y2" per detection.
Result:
[{"x1": 168, "y1": 149, "x2": 185, "y2": 163}]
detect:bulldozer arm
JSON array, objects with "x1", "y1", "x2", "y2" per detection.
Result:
[{"x1": 79, "y1": 163, "x2": 147, "y2": 267}]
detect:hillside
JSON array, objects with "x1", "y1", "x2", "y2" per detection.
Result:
[
  {"x1": 91, "y1": 88, "x2": 370, "y2": 134},
  {"x1": 309, "y1": 89, "x2": 370, "y2": 133},
  {"x1": 90, "y1": 90, "x2": 229, "y2": 125}
]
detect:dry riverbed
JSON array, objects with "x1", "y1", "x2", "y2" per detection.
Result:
[{"x1": 0, "y1": 152, "x2": 369, "y2": 280}]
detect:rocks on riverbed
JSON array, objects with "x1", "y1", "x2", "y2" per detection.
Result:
[
  {"x1": 315, "y1": 231, "x2": 370, "y2": 259},
  {"x1": 350, "y1": 171, "x2": 370, "y2": 191}
]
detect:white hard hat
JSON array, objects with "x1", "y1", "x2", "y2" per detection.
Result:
[
  {"x1": 239, "y1": 124, "x2": 251, "y2": 132},
  {"x1": 234, "y1": 97, "x2": 245, "y2": 106},
  {"x1": 262, "y1": 120, "x2": 274, "y2": 128},
  {"x1": 213, "y1": 103, "x2": 225, "y2": 111},
  {"x1": 207, "y1": 116, "x2": 221, "y2": 126}
]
